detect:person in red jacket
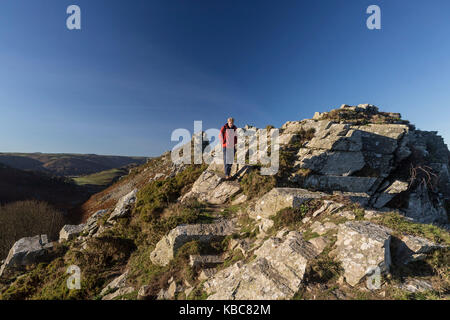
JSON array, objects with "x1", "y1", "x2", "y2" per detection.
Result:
[{"x1": 219, "y1": 117, "x2": 237, "y2": 180}]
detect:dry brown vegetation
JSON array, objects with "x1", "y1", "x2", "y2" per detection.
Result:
[{"x1": 0, "y1": 200, "x2": 66, "y2": 260}]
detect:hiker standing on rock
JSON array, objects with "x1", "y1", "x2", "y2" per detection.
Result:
[{"x1": 219, "y1": 117, "x2": 237, "y2": 180}]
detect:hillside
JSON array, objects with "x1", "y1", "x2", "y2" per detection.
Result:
[
  {"x1": 0, "y1": 104, "x2": 449, "y2": 301},
  {"x1": 0, "y1": 153, "x2": 148, "y2": 177},
  {"x1": 0, "y1": 163, "x2": 90, "y2": 211}
]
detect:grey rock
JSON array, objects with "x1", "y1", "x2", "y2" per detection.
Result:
[
  {"x1": 189, "y1": 255, "x2": 224, "y2": 268},
  {"x1": 198, "y1": 268, "x2": 217, "y2": 281},
  {"x1": 373, "y1": 180, "x2": 409, "y2": 208},
  {"x1": 108, "y1": 189, "x2": 137, "y2": 221},
  {"x1": 59, "y1": 224, "x2": 85, "y2": 242},
  {"x1": 83, "y1": 209, "x2": 108, "y2": 236},
  {"x1": 204, "y1": 231, "x2": 318, "y2": 300},
  {"x1": 333, "y1": 221, "x2": 392, "y2": 286},
  {"x1": 150, "y1": 219, "x2": 236, "y2": 266},
  {"x1": 405, "y1": 185, "x2": 448, "y2": 224},
  {"x1": 100, "y1": 271, "x2": 129, "y2": 296},
  {"x1": 297, "y1": 150, "x2": 365, "y2": 176},
  {"x1": 304, "y1": 175, "x2": 380, "y2": 193},
  {"x1": 231, "y1": 194, "x2": 247, "y2": 205},
  {"x1": 181, "y1": 170, "x2": 241, "y2": 205},
  {"x1": 311, "y1": 221, "x2": 337, "y2": 236},
  {"x1": 249, "y1": 187, "x2": 325, "y2": 220},
  {"x1": 395, "y1": 235, "x2": 445, "y2": 264},
  {"x1": 102, "y1": 286, "x2": 134, "y2": 300},
  {"x1": 0, "y1": 235, "x2": 54, "y2": 277},
  {"x1": 397, "y1": 278, "x2": 433, "y2": 293}
]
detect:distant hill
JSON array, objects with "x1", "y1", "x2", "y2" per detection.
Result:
[
  {"x1": 0, "y1": 163, "x2": 90, "y2": 212},
  {"x1": 0, "y1": 153, "x2": 148, "y2": 177}
]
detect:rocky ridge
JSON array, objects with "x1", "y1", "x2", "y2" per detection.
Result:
[{"x1": 1, "y1": 104, "x2": 449, "y2": 300}]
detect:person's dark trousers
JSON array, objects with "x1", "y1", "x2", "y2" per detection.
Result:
[{"x1": 223, "y1": 147, "x2": 234, "y2": 177}]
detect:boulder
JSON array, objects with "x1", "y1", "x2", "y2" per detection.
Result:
[
  {"x1": 333, "y1": 221, "x2": 393, "y2": 286},
  {"x1": 249, "y1": 188, "x2": 325, "y2": 220},
  {"x1": 108, "y1": 189, "x2": 137, "y2": 221},
  {"x1": 394, "y1": 235, "x2": 445, "y2": 264},
  {"x1": 59, "y1": 224, "x2": 85, "y2": 242},
  {"x1": 204, "y1": 231, "x2": 318, "y2": 300},
  {"x1": 100, "y1": 271, "x2": 129, "y2": 297},
  {"x1": 150, "y1": 219, "x2": 236, "y2": 266},
  {"x1": 0, "y1": 235, "x2": 54, "y2": 277},
  {"x1": 181, "y1": 170, "x2": 241, "y2": 205}
]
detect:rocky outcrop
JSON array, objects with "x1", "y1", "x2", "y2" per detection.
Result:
[
  {"x1": 83, "y1": 209, "x2": 108, "y2": 236},
  {"x1": 180, "y1": 170, "x2": 241, "y2": 205},
  {"x1": 249, "y1": 188, "x2": 325, "y2": 220},
  {"x1": 404, "y1": 185, "x2": 448, "y2": 224},
  {"x1": 100, "y1": 271, "x2": 129, "y2": 299},
  {"x1": 108, "y1": 189, "x2": 137, "y2": 221},
  {"x1": 204, "y1": 231, "x2": 318, "y2": 300},
  {"x1": 284, "y1": 104, "x2": 449, "y2": 224},
  {"x1": 150, "y1": 220, "x2": 236, "y2": 266},
  {"x1": 0, "y1": 235, "x2": 54, "y2": 277},
  {"x1": 333, "y1": 221, "x2": 392, "y2": 286},
  {"x1": 59, "y1": 224, "x2": 85, "y2": 242}
]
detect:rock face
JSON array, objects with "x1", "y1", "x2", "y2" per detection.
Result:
[
  {"x1": 59, "y1": 224, "x2": 85, "y2": 242},
  {"x1": 108, "y1": 189, "x2": 137, "y2": 221},
  {"x1": 372, "y1": 180, "x2": 409, "y2": 209},
  {"x1": 405, "y1": 185, "x2": 448, "y2": 224},
  {"x1": 180, "y1": 170, "x2": 241, "y2": 205},
  {"x1": 204, "y1": 231, "x2": 318, "y2": 300},
  {"x1": 0, "y1": 235, "x2": 54, "y2": 277},
  {"x1": 333, "y1": 221, "x2": 392, "y2": 286},
  {"x1": 83, "y1": 209, "x2": 108, "y2": 237},
  {"x1": 150, "y1": 220, "x2": 236, "y2": 266},
  {"x1": 284, "y1": 105, "x2": 449, "y2": 224}
]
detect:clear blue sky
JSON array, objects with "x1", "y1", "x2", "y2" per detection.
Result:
[{"x1": 1, "y1": 0, "x2": 449, "y2": 156}]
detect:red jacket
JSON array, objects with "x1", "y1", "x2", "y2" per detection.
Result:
[{"x1": 220, "y1": 123, "x2": 237, "y2": 148}]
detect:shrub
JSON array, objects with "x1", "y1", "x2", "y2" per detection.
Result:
[
  {"x1": 271, "y1": 200, "x2": 321, "y2": 230},
  {"x1": 134, "y1": 164, "x2": 206, "y2": 222},
  {"x1": 0, "y1": 200, "x2": 66, "y2": 260},
  {"x1": 239, "y1": 168, "x2": 276, "y2": 199}
]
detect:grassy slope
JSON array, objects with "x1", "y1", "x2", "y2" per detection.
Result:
[{"x1": 72, "y1": 168, "x2": 128, "y2": 187}]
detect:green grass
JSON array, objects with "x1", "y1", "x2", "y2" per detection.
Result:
[
  {"x1": 375, "y1": 212, "x2": 450, "y2": 245},
  {"x1": 72, "y1": 168, "x2": 128, "y2": 186}
]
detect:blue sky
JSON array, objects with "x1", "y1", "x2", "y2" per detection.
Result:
[{"x1": 0, "y1": 0, "x2": 449, "y2": 156}]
